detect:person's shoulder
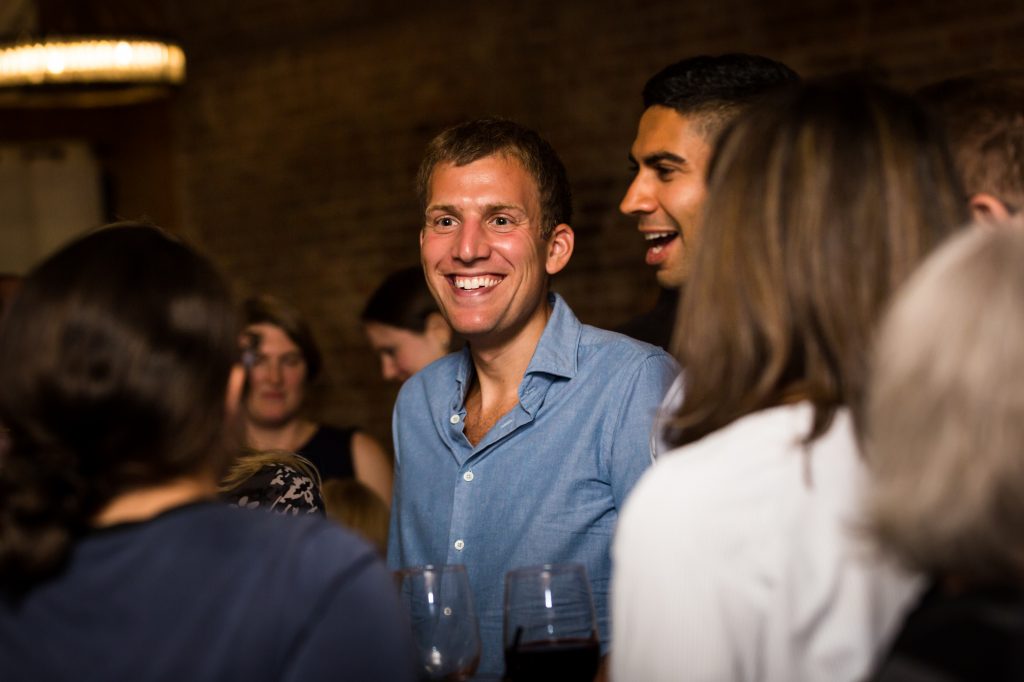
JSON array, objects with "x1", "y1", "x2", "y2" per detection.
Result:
[
  {"x1": 184, "y1": 502, "x2": 367, "y2": 555},
  {"x1": 578, "y1": 322, "x2": 678, "y2": 372}
]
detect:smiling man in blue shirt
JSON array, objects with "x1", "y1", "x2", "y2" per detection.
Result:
[{"x1": 388, "y1": 118, "x2": 679, "y2": 678}]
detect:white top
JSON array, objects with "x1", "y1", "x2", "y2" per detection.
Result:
[{"x1": 612, "y1": 403, "x2": 920, "y2": 682}]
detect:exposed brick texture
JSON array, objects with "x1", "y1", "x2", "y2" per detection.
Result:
[{"x1": 5, "y1": 0, "x2": 1023, "y2": 446}]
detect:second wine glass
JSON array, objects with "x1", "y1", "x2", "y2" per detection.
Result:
[{"x1": 503, "y1": 563, "x2": 600, "y2": 682}]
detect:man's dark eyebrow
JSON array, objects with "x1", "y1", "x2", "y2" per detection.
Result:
[
  {"x1": 641, "y1": 151, "x2": 687, "y2": 167},
  {"x1": 426, "y1": 203, "x2": 459, "y2": 214},
  {"x1": 485, "y1": 203, "x2": 526, "y2": 214}
]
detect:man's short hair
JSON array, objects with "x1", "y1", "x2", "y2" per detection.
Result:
[
  {"x1": 416, "y1": 118, "x2": 572, "y2": 239},
  {"x1": 918, "y1": 72, "x2": 1024, "y2": 212},
  {"x1": 642, "y1": 53, "x2": 799, "y2": 138}
]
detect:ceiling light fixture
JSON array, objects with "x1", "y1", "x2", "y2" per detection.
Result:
[{"x1": 0, "y1": 37, "x2": 184, "y2": 88}]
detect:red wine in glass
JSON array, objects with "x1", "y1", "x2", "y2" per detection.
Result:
[
  {"x1": 504, "y1": 636, "x2": 600, "y2": 681},
  {"x1": 503, "y1": 564, "x2": 600, "y2": 682}
]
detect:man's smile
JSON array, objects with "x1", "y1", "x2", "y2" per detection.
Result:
[
  {"x1": 451, "y1": 275, "x2": 503, "y2": 291},
  {"x1": 642, "y1": 230, "x2": 680, "y2": 266}
]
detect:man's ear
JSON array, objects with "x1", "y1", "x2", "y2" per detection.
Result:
[
  {"x1": 969, "y1": 192, "x2": 1013, "y2": 224},
  {"x1": 545, "y1": 223, "x2": 574, "y2": 276},
  {"x1": 424, "y1": 312, "x2": 453, "y2": 352}
]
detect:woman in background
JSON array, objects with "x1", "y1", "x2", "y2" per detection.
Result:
[
  {"x1": 0, "y1": 223, "x2": 413, "y2": 681},
  {"x1": 866, "y1": 224, "x2": 1024, "y2": 681},
  {"x1": 361, "y1": 266, "x2": 455, "y2": 383},
  {"x1": 612, "y1": 79, "x2": 967, "y2": 681},
  {"x1": 242, "y1": 295, "x2": 392, "y2": 504}
]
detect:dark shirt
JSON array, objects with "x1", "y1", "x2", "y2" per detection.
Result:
[
  {"x1": 869, "y1": 581, "x2": 1024, "y2": 681},
  {"x1": 297, "y1": 424, "x2": 356, "y2": 480},
  {"x1": 0, "y1": 501, "x2": 415, "y2": 682},
  {"x1": 615, "y1": 287, "x2": 680, "y2": 351}
]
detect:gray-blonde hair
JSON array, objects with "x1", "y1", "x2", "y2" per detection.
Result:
[{"x1": 866, "y1": 219, "x2": 1024, "y2": 581}]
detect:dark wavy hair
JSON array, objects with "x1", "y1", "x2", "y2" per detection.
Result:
[
  {"x1": 0, "y1": 223, "x2": 239, "y2": 595},
  {"x1": 415, "y1": 117, "x2": 572, "y2": 239},
  {"x1": 360, "y1": 266, "x2": 439, "y2": 333}
]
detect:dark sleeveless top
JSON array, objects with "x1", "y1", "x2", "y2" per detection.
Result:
[{"x1": 296, "y1": 424, "x2": 357, "y2": 481}]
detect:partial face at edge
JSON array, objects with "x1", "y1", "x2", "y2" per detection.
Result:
[
  {"x1": 363, "y1": 320, "x2": 448, "y2": 383},
  {"x1": 620, "y1": 105, "x2": 713, "y2": 289}
]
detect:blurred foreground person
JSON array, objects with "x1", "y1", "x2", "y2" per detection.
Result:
[
  {"x1": 362, "y1": 266, "x2": 456, "y2": 383},
  {"x1": 0, "y1": 224, "x2": 414, "y2": 681},
  {"x1": 866, "y1": 223, "x2": 1024, "y2": 682},
  {"x1": 612, "y1": 79, "x2": 967, "y2": 682},
  {"x1": 242, "y1": 295, "x2": 393, "y2": 504}
]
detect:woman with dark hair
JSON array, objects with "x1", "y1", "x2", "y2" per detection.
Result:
[
  {"x1": 361, "y1": 266, "x2": 455, "y2": 383},
  {"x1": 0, "y1": 224, "x2": 414, "y2": 681},
  {"x1": 242, "y1": 295, "x2": 393, "y2": 504},
  {"x1": 612, "y1": 80, "x2": 968, "y2": 681}
]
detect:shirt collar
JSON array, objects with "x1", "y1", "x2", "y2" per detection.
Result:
[
  {"x1": 523, "y1": 292, "x2": 579, "y2": 381},
  {"x1": 452, "y1": 292, "x2": 580, "y2": 399}
]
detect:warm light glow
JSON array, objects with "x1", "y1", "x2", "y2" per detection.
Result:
[{"x1": 0, "y1": 39, "x2": 185, "y2": 87}]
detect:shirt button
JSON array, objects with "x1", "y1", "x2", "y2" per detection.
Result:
[
  {"x1": 463, "y1": 471, "x2": 474, "y2": 482},
  {"x1": 450, "y1": 414, "x2": 460, "y2": 424},
  {"x1": 454, "y1": 539, "x2": 465, "y2": 551}
]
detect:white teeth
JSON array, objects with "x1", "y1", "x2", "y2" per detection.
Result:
[
  {"x1": 651, "y1": 246, "x2": 663, "y2": 254},
  {"x1": 453, "y1": 276, "x2": 500, "y2": 290},
  {"x1": 644, "y1": 232, "x2": 676, "y2": 241}
]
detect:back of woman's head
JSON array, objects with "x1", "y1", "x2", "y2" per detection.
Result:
[
  {"x1": 0, "y1": 223, "x2": 238, "y2": 593},
  {"x1": 867, "y1": 222, "x2": 1024, "y2": 582},
  {"x1": 670, "y1": 77, "x2": 967, "y2": 447}
]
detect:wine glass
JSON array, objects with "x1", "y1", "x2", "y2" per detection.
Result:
[
  {"x1": 503, "y1": 563, "x2": 601, "y2": 682},
  {"x1": 396, "y1": 564, "x2": 481, "y2": 681}
]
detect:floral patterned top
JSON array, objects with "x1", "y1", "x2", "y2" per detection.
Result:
[{"x1": 222, "y1": 463, "x2": 324, "y2": 516}]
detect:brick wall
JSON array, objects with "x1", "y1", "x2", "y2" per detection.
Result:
[{"x1": 19, "y1": 0, "x2": 1024, "y2": 446}]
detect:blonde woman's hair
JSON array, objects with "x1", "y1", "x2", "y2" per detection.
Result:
[
  {"x1": 866, "y1": 220, "x2": 1024, "y2": 581},
  {"x1": 220, "y1": 450, "x2": 322, "y2": 492}
]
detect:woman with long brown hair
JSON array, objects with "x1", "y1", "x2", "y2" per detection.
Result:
[{"x1": 612, "y1": 79, "x2": 967, "y2": 682}]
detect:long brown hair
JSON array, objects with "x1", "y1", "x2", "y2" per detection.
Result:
[{"x1": 667, "y1": 78, "x2": 967, "y2": 448}]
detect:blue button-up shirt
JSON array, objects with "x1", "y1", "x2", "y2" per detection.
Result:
[{"x1": 388, "y1": 294, "x2": 679, "y2": 678}]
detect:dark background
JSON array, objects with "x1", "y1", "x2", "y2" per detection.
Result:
[{"x1": 2, "y1": 0, "x2": 1021, "y2": 445}]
